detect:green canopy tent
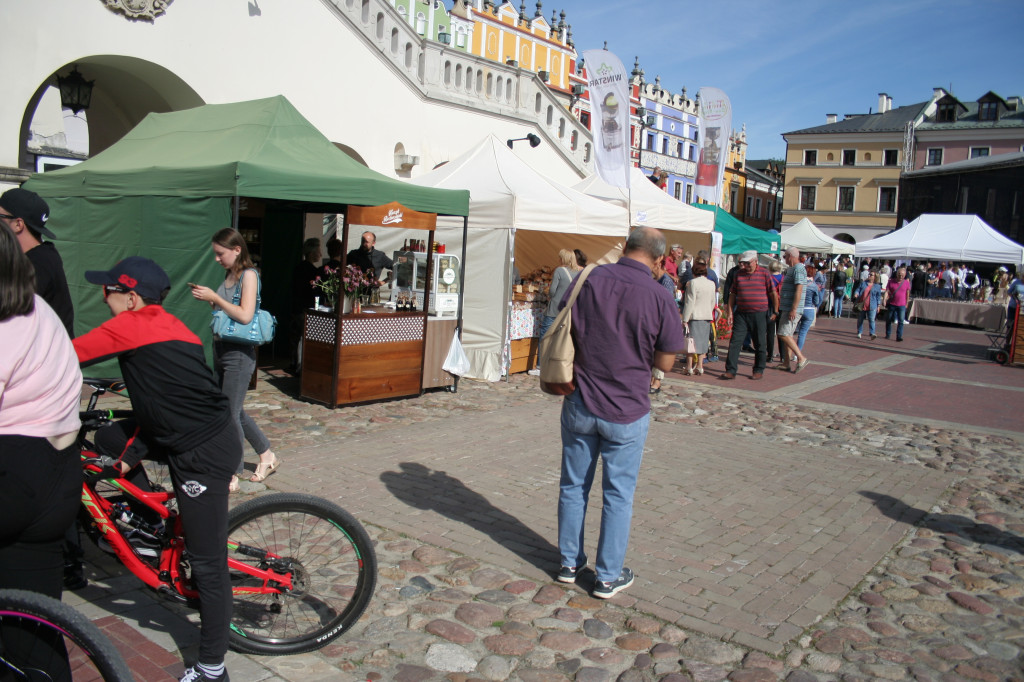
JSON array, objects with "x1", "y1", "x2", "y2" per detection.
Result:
[
  {"x1": 692, "y1": 204, "x2": 779, "y2": 255},
  {"x1": 24, "y1": 96, "x2": 469, "y2": 371}
]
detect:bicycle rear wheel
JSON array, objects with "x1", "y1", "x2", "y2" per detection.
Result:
[
  {"x1": 0, "y1": 588, "x2": 134, "y2": 682},
  {"x1": 225, "y1": 493, "x2": 377, "y2": 655}
]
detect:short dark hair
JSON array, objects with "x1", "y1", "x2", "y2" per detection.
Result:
[
  {"x1": 0, "y1": 224, "x2": 36, "y2": 321},
  {"x1": 326, "y1": 237, "x2": 343, "y2": 259},
  {"x1": 692, "y1": 262, "x2": 708, "y2": 277}
]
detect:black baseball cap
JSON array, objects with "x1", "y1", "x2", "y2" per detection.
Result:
[
  {"x1": 0, "y1": 188, "x2": 55, "y2": 240},
  {"x1": 85, "y1": 256, "x2": 171, "y2": 302}
]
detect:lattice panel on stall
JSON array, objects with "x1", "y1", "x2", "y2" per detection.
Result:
[
  {"x1": 305, "y1": 315, "x2": 337, "y2": 344},
  {"x1": 341, "y1": 318, "x2": 423, "y2": 346}
]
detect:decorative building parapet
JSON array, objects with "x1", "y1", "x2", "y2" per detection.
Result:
[{"x1": 102, "y1": 0, "x2": 174, "y2": 22}]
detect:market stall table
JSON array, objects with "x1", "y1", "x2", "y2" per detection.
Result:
[{"x1": 908, "y1": 299, "x2": 1006, "y2": 331}]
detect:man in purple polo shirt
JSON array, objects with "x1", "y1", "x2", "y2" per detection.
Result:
[
  {"x1": 721, "y1": 250, "x2": 778, "y2": 380},
  {"x1": 556, "y1": 227, "x2": 685, "y2": 599}
]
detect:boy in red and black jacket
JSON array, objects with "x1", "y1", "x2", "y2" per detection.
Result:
[{"x1": 73, "y1": 257, "x2": 236, "y2": 682}]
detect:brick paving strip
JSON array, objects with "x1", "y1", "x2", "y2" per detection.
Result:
[{"x1": 66, "y1": 330, "x2": 1023, "y2": 680}]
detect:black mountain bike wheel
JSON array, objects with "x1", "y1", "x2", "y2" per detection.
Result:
[
  {"x1": 225, "y1": 493, "x2": 377, "y2": 655},
  {"x1": 0, "y1": 589, "x2": 134, "y2": 682}
]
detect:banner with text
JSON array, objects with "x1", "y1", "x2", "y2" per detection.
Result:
[
  {"x1": 583, "y1": 49, "x2": 631, "y2": 189},
  {"x1": 694, "y1": 87, "x2": 732, "y2": 204}
]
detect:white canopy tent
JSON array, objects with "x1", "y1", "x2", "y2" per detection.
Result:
[
  {"x1": 854, "y1": 214, "x2": 1024, "y2": 264},
  {"x1": 781, "y1": 217, "x2": 855, "y2": 255},
  {"x1": 395, "y1": 135, "x2": 629, "y2": 381},
  {"x1": 574, "y1": 167, "x2": 714, "y2": 255}
]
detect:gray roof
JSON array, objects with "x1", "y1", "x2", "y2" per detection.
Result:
[
  {"x1": 917, "y1": 99, "x2": 1024, "y2": 132},
  {"x1": 783, "y1": 101, "x2": 929, "y2": 136},
  {"x1": 904, "y1": 150, "x2": 1024, "y2": 177}
]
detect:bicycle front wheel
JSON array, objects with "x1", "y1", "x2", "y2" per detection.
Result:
[
  {"x1": 0, "y1": 588, "x2": 134, "y2": 682},
  {"x1": 225, "y1": 493, "x2": 377, "y2": 655}
]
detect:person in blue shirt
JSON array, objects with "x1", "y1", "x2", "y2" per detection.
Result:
[{"x1": 854, "y1": 271, "x2": 884, "y2": 340}]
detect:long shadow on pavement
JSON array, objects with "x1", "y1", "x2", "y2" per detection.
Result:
[
  {"x1": 381, "y1": 462, "x2": 560, "y2": 574},
  {"x1": 860, "y1": 491, "x2": 1024, "y2": 555}
]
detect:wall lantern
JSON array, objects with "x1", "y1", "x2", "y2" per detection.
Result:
[
  {"x1": 57, "y1": 65, "x2": 94, "y2": 114},
  {"x1": 507, "y1": 133, "x2": 542, "y2": 149}
]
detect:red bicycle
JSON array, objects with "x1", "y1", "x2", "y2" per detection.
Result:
[{"x1": 76, "y1": 378, "x2": 377, "y2": 655}]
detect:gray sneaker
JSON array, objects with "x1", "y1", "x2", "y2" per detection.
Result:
[
  {"x1": 556, "y1": 555, "x2": 587, "y2": 583},
  {"x1": 592, "y1": 567, "x2": 634, "y2": 599}
]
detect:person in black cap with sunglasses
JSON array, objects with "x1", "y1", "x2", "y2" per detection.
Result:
[
  {"x1": 0, "y1": 188, "x2": 74, "y2": 337},
  {"x1": 73, "y1": 257, "x2": 238, "y2": 682}
]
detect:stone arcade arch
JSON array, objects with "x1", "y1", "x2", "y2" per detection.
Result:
[{"x1": 18, "y1": 56, "x2": 203, "y2": 173}]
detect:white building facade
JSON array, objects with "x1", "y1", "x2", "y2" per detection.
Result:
[{"x1": 1, "y1": 0, "x2": 595, "y2": 191}]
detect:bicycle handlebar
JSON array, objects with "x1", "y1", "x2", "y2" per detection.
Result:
[{"x1": 79, "y1": 409, "x2": 135, "y2": 430}]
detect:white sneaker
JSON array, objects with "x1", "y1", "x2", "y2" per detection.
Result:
[{"x1": 527, "y1": 368, "x2": 540, "y2": 376}]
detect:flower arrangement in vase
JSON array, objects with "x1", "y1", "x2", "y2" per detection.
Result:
[{"x1": 313, "y1": 265, "x2": 379, "y2": 314}]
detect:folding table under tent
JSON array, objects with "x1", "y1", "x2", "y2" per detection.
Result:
[
  {"x1": 573, "y1": 167, "x2": 714, "y2": 255},
  {"x1": 854, "y1": 214, "x2": 1024, "y2": 264},
  {"x1": 395, "y1": 134, "x2": 630, "y2": 382},
  {"x1": 782, "y1": 217, "x2": 855, "y2": 255}
]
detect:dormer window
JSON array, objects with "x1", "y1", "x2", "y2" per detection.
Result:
[
  {"x1": 937, "y1": 103, "x2": 957, "y2": 122},
  {"x1": 979, "y1": 101, "x2": 998, "y2": 121}
]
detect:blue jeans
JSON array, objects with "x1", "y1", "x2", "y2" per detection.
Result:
[
  {"x1": 215, "y1": 341, "x2": 271, "y2": 474},
  {"x1": 538, "y1": 315, "x2": 556, "y2": 341},
  {"x1": 796, "y1": 308, "x2": 815, "y2": 350},
  {"x1": 857, "y1": 308, "x2": 877, "y2": 336},
  {"x1": 833, "y1": 288, "x2": 845, "y2": 318},
  {"x1": 885, "y1": 305, "x2": 906, "y2": 339},
  {"x1": 558, "y1": 391, "x2": 650, "y2": 583}
]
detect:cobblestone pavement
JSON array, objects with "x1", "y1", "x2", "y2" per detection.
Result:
[{"x1": 68, "y1": 320, "x2": 1024, "y2": 681}]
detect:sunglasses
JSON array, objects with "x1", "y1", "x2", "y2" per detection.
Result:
[{"x1": 103, "y1": 285, "x2": 131, "y2": 298}]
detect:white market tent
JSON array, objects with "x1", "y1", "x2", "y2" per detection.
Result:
[
  {"x1": 854, "y1": 214, "x2": 1024, "y2": 264},
  {"x1": 781, "y1": 217, "x2": 855, "y2": 255},
  {"x1": 398, "y1": 135, "x2": 629, "y2": 381},
  {"x1": 573, "y1": 167, "x2": 714, "y2": 255}
]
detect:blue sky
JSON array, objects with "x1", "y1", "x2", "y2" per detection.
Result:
[{"x1": 547, "y1": 0, "x2": 1024, "y2": 160}]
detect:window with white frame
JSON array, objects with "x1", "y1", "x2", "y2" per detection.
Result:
[
  {"x1": 647, "y1": 133, "x2": 655, "y2": 150},
  {"x1": 838, "y1": 186, "x2": 855, "y2": 212},
  {"x1": 746, "y1": 196, "x2": 754, "y2": 217},
  {"x1": 804, "y1": 150, "x2": 817, "y2": 166},
  {"x1": 677, "y1": 141, "x2": 683, "y2": 157},
  {"x1": 685, "y1": 184, "x2": 693, "y2": 203},
  {"x1": 662, "y1": 138, "x2": 669, "y2": 155},
  {"x1": 688, "y1": 145, "x2": 695, "y2": 161},
  {"x1": 979, "y1": 101, "x2": 998, "y2": 121},
  {"x1": 970, "y1": 147, "x2": 990, "y2": 159},
  {"x1": 883, "y1": 149, "x2": 899, "y2": 166},
  {"x1": 766, "y1": 200, "x2": 773, "y2": 220},
  {"x1": 926, "y1": 148, "x2": 943, "y2": 166},
  {"x1": 879, "y1": 186, "x2": 897, "y2": 212},
  {"x1": 674, "y1": 183, "x2": 682, "y2": 200},
  {"x1": 754, "y1": 197, "x2": 762, "y2": 218},
  {"x1": 842, "y1": 149, "x2": 856, "y2": 166},
  {"x1": 800, "y1": 186, "x2": 816, "y2": 211}
]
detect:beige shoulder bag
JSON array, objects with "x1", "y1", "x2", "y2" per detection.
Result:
[{"x1": 538, "y1": 264, "x2": 597, "y2": 396}]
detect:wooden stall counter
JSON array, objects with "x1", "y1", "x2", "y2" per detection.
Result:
[{"x1": 301, "y1": 306, "x2": 427, "y2": 407}]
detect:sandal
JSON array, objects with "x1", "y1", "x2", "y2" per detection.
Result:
[
  {"x1": 229, "y1": 475, "x2": 240, "y2": 493},
  {"x1": 250, "y1": 455, "x2": 281, "y2": 483}
]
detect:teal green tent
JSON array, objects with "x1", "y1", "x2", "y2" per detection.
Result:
[
  {"x1": 692, "y1": 204, "x2": 779, "y2": 255},
  {"x1": 24, "y1": 96, "x2": 469, "y2": 371}
]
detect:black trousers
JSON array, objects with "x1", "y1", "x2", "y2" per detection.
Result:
[
  {"x1": 726, "y1": 310, "x2": 768, "y2": 374},
  {"x1": 93, "y1": 420, "x2": 239, "y2": 665},
  {"x1": 0, "y1": 434, "x2": 83, "y2": 682}
]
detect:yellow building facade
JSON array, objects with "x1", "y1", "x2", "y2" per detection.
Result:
[
  {"x1": 780, "y1": 95, "x2": 939, "y2": 243},
  {"x1": 465, "y1": 1, "x2": 575, "y2": 94}
]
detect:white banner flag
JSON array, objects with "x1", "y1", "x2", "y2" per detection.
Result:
[
  {"x1": 583, "y1": 49, "x2": 631, "y2": 189},
  {"x1": 694, "y1": 87, "x2": 732, "y2": 204}
]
